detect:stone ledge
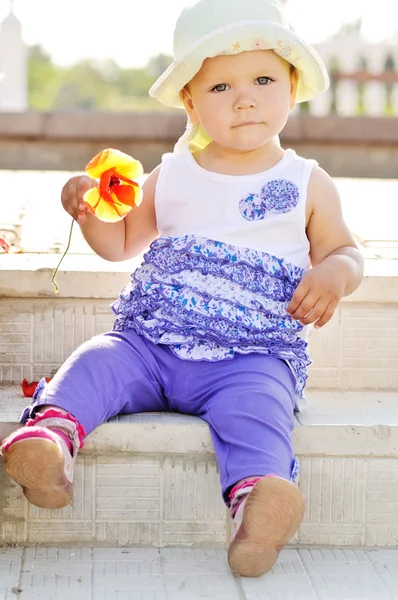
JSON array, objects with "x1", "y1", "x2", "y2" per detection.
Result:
[
  {"x1": 1, "y1": 388, "x2": 398, "y2": 458},
  {"x1": 0, "y1": 114, "x2": 396, "y2": 175},
  {"x1": 2, "y1": 387, "x2": 398, "y2": 548},
  {"x1": 0, "y1": 113, "x2": 396, "y2": 145},
  {"x1": 1, "y1": 254, "x2": 397, "y2": 300}
]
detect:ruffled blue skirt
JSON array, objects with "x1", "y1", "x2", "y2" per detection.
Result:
[{"x1": 112, "y1": 234, "x2": 311, "y2": 399}]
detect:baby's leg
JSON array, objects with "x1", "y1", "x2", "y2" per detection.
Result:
[
  {"x1": 198, "y1": 354, "x2": 305, "y2": 578},
  {"x1": 1, "y1": 330, "x2": 168, "y2": 509}
]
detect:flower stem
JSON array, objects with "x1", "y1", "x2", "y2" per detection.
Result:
[{"x1": 51, "y1": 219, "x2": 75, "y2": 294}]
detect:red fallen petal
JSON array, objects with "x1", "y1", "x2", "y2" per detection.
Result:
[
  {"x1": 0, "y1": 237, "x2": 10, "y2": 253},
  {"x1": 21, "y1": 378, "x2": 52, "y2": 398}
]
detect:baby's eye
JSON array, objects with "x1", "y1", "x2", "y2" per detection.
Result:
[
  {"x1": 211, "y1": 83, "x2": 229, "y2": 93},
  {"x1": 256, "y1": 77, "x2": 272, "y2": 85}
]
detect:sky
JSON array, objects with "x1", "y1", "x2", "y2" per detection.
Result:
[{"x1": 2, "y1": 0, "x2": 397, "y2": 68}]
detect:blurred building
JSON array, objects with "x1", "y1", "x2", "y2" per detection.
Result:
[
  {"x1": 0, "y1": 0, "x2": 27, "y2": 112},
  {"x1": 311, "y1": 27, "x2": 398, "y2": 116}
]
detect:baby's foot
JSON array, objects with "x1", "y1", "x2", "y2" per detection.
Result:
[
  {"x1": 228, "y1": 476, "x2": 305, "y2": 578},
  {"x1": 0, "y1": 409, "x2": 85, "y2": 509}
]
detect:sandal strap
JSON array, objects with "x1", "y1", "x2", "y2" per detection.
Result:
[
  {"x1": 26, "y1": 409, "x2": 86, "y2": 451},
  {"x1": 30, "y1": 417, "x2": 81, "y2": 451}
]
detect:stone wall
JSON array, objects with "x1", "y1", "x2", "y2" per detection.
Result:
[{"x1": 0, "y1": 112, "x2": 397, "y2": 178}]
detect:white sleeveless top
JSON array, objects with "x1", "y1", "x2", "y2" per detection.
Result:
[
  {"x1": 156, "y1": 146, "x2": 313, "y2": 272},
  {"x1": 112, "y1": 146, "x2": 317, "y2": 411}
]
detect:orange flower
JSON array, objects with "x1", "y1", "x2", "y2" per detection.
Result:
[{"x1": 83, "y1": 148, "x2": 143, "y2": 222}]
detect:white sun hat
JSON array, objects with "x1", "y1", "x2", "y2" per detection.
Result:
[
  {"x1": 149, "y1": 0, "x2": 329, "y2": 151},
  {"x1": 150, "y1": 0, "x2": 329, "y2": 107}
]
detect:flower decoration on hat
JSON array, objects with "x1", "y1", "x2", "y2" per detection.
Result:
[{"x1": 252, "y1": 40, "x2": 268, "y2": 50}]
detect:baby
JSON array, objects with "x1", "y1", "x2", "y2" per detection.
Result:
[{"x1": 1, "y1": 0, "x2": 363, "y2": 578}]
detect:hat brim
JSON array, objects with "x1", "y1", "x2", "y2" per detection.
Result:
[{"x1": 149, "y1": 20, "x2": 329, "y2": 108}]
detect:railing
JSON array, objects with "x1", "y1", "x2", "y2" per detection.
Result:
[{"x1": 300, "y1": 41, "x2": 398, "y2": 116}]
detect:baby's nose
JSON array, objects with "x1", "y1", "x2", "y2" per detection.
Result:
[{"x1": 235, "y1": 97, "x2": 256, "y2": 110}]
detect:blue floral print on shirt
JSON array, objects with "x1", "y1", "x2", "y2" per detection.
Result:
[{"x1": 240, "y1": 179, "x2": 300, "y2": 221}]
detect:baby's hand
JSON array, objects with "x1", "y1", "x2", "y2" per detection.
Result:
[
  {"x1": 61, "y1": 175, "x2": 98, "y2": 226},
  {"x1": 287, "y1": 262, "x2": 346, "y2": 329}
]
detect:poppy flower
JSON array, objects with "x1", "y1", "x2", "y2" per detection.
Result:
[
  {"x1": 51, "y1": 148, "x2": 143, "y2": 294},
  {"x1": 83, "y1": 148, "x2": 144, "y2": 222},
  {"x1": 21, "y1": 377, "x2": 52, "y2": 398}
]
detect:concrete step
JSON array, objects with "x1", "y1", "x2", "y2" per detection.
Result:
[
  {"x1": 1, "y1": 387, "x2": 398, "y2": 549},
  {"x1": 1, "y1": 254, "x2": 398, "y2": 391},
  {"x1": 2, "y1": 546, "x2": 398, "y2": 600}
]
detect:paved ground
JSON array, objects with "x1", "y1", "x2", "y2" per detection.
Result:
[
  {"x1": 0, "y1": 171, "x2": 398, "y2": 259},
  {"x1": 2, "y1": 546, "x2": 398, "y2": 599}
]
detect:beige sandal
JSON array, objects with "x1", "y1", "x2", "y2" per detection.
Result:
[
  {"x1": 1, "y1": 409, "x2": 85, "y2": 509},
  {"x1": 228, "y1": 477, "x2": 305, "y2": 577}
]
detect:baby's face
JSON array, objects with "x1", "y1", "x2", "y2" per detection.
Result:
[{"x1": 182, "y1": 50, "x2": 298, "y2": 152}]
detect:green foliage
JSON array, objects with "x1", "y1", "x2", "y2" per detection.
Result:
[
  {"x1": 328, "y1": 57, "x2": 340, "y2": 115},
  {"x1": 355, "y1": 56, "x2": 368, "y2": 116},
  {"x1": 145, "y1": 53, "x2": 173, "y2": 78},
  {"x1": 28, "y1": 46, "x2": 175, "y2": 111},
  {"x1": 384, "y1": 54, "x2": 395, "y2": 116},
  {"x1": 28, "y1": 45, "x2": 64, "y2": 110}
]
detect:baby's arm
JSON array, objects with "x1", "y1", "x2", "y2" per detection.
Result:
[
  {"x1": 287, "y1": 166, "x2": 364, "y2": 328},
  {"x1": 61, "y1": 165, "x2": 161, "y2": 262}
]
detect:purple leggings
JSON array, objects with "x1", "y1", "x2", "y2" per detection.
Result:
[{"x1": 24, "y1": 330, "x2": 298, "y2": 503}]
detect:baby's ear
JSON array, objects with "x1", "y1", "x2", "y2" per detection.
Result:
[
  {"x1": 290, "y1": 68, "x2": 299, "y2": 109},
  {"x1": 180, "y1": 86, "x2": 192, "y2": 108},
  {"x1": 180, "y1": 87, "x2": 199, "y2": 124}
]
